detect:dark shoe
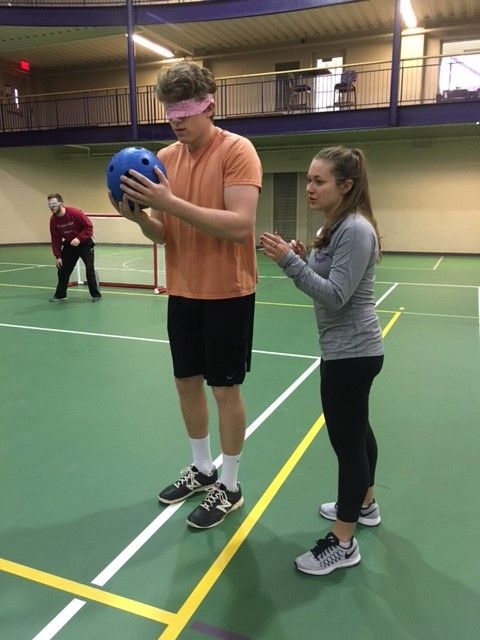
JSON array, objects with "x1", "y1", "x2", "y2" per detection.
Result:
[
  {"x1": 91, "y1": 296, "x2": 102, "y2": 303},
  {"x1": 49, "y1": 296, "x2": 66, "y2": 303},
  {"x1": 186, "y1": 482, "x2": 244, "y2": 529},
  {"x1": 295, "y1": 532, "x2": 361, "y2": 575},
  {"x1": 158, "y1": 465, "x2": 217, "y2": 504}
]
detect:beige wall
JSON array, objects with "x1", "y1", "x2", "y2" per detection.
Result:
[
  {"x1": 28, "y1": 38, "x2": 398, "y2": 95},
  {"x1": 1, "y1": 134, "x2": 479, "y2": 253}
]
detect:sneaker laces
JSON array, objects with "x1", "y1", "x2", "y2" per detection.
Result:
[
  {"x1": 199, "y1": 485, "x2": 230, "y2": 512},
  {"x1": 311, "y1": 534, "x2": 343, "y2": 566},
  {"x1": 173, "y1": 465, "x2": 198, "y2": 489}
]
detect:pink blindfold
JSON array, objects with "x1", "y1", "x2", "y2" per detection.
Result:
[{"x1": 165, "y1": 94, "x2": 215, "y2": 120}]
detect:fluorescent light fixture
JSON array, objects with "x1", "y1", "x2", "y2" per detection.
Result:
[
  {"x1": 400, "y1": 0, "x2": 417, "y2": 29},
  {"x1": 131, "y1": 34, "x2": 174, "y2": 58}
]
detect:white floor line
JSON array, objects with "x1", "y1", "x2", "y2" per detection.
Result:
[
  {"x1": 376, "y1": 280, "x2": 477, "y2": 289},
  {"x1": 394, "y1": 310, "x2": 477, "y2": 320},
  {"x1": 258, "y1": 274, "x2": 286, "y2": 279},
  {"x1": 432, "y1": 256, "x2": 444, "y2": 270},
  {"x1": 0, "y1": 262, "x2": 48, "y2": 267},
  {"x1": 30, "y1": 358, "x2": 320, "y2": 639},
  {"x1": 0, "y1": 266, "x2": 41, "y2": 274},
  {"x1": 0, "y1": 323, "x2": 317, "y2": 360},
  {"x1": 0, "y1": 323, "x2": 170, "y2": 344},
  {"x1": 478, "y1": 287, "x2": 480, "y2": 330},
  {"x1": 376, "y1": 265, "x2": 441, "y2": 271},
  {"x1": 32, "y1": 600, "x2": 86, "y2": 640},
  {"x1": 375, "y1": 283, "x2": 398, "y2": 307},
  {"x1": 252, "y1": 348, "x2": 318, "y2": 360}
]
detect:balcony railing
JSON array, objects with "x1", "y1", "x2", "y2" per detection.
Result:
[
  {"x1": 1, "y1": 56, "x2": 479, "y2": 134},
  {"x1": 0, "y1": 1, "x2": 202, "y2": 6}
]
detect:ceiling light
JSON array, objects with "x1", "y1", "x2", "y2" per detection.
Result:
[
  {"x1": 130, "y1": 34, "x2": 174, "y2": 58},
  {"x1": 400, "y1": 0, "x2": 417, "y2": 29}
]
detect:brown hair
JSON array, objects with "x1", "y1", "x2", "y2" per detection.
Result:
[
  {"x1": 313, "y1": 147, "x2": 382, "y2": 254},
  {"x1": 155, "y1": 62, "x2": 217, "y2": 103},
  {"x1": 47, "y1": 193, "x2": 63, "y2": 202}
]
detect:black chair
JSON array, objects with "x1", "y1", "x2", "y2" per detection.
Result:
[
  {"x1": 334, "y1": 70, "x2": 357, "y2": 109},
  {"x1": 287, "y1": 73, "x2": 312, "y2": 111}
]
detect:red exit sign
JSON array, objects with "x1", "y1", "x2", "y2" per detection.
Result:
[{"x1": 19, "y1": 59, "x2": 30, "y2": 72}]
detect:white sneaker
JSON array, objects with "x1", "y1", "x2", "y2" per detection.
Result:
[
  {"x1": 295, "y1": 532, "x2": 360, "y2": 575},
  {"x1": 319, "y1": 500, "x2": 381, "y2": 526}
]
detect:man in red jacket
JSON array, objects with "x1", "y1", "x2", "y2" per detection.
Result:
[{"x1": 48, "y1": 193, "x2": 101, "y2": 302}]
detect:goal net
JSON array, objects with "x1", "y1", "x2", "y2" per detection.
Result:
[{"x1": 73, "y1": 214, "x2": 165, "y2": 293}]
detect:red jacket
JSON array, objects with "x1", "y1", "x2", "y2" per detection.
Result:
[{"x1": 49, "y1": 207, "x2": 93, "y2": 258}]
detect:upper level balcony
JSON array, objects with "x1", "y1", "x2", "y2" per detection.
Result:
[
  {"x1": 1, "y1": 1, "x2": 479, "y2": 147},
  {"x1": 1, "y1": 53, "x2": 479, "y2": 147}
]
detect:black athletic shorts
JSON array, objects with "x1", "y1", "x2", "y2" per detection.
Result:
[{"x1": 167, "y1": 293, "x2": 255, "y2": 387}]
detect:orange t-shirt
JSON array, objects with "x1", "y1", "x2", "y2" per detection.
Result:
[{"x1": 158, "y1": 127, "x2": 262, "y2": 299}]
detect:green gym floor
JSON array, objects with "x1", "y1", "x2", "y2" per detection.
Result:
[{"x1": 1, "y1": 245, "x2": 479, "y2": 640}]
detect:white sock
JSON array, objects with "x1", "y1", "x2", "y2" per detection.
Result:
[
  {"x1": 339, "y1": 539, "x2": 352, "y2": 549},
  {"x1": 219, "y1": 453, "x2": 242, "y2": 491},
  {"x1": 190, "y1": 435, "x2": 214, "y2": 476}
]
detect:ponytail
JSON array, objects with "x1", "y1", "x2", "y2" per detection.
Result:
[{"x1": 313, "y1": 146, "x2": 382, "y2": 256}]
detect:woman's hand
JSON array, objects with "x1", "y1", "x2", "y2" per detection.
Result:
[
  {"x1": 289, "y1": 239, "x2": 307, "y2": 259},
  {"x1": 260, "y1": 232, "x2": 292, "y2": 263}
]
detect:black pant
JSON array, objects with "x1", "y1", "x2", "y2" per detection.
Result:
[
  {"x1": 55, "y1": 240, "x2": 101, "y2": 299},
  {"x1": 320, "y1": 355, "x2": 384, "y2": 523}
]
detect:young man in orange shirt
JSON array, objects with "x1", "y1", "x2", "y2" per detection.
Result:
[{"x1": 110, "y1": 62, "x2": 262, "y2": 529}]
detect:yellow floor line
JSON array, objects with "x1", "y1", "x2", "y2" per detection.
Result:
[
  {"x1": 0, "y1": 308, "x2": 403, "y2": 637},
  {"x1": 159, "y1": 414, "x2": 326, "y2": 640},
  {"x1": 0, "y1": 557, "x2": 175, "y2": 625},
  {"x1": 382, "y1": 309, "x2": 402, "y2": 337},
  {"x1": 159, "y1": 309, "x2": 403, "y2": 639}
]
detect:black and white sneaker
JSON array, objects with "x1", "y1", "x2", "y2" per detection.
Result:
[
  {"x1": 319, "y1": 500, "x2": 381, "y2": 526},
  {"x1": 187, "y1": 482, "x2": 244, "y2": 529},
  {"x1": 157, "y1": 465, "x2": 217, "y2": 504},
  {"x1": 294, "y1": 532, "x2": 361, "y2": 576}
]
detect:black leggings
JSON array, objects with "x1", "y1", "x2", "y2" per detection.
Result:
[{"x1": 320, "y1": 355, "x2": 384, "y2": 523}]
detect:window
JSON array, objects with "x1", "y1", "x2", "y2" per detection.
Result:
[
  {"x1": 314, "y1": 56, "x2": 344, "y2": 111},
  {"x1": 440, "y1": 40, "x2": 480, "y2": 92}
]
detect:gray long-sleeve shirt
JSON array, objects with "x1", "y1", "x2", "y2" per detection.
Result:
[{"x1": 279, "y1": 213, "x2": 384, "y2": 360}]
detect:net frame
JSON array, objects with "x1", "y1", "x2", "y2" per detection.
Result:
[{"x1": 71, "y1": 213, "x2": 165, "y2": 293}]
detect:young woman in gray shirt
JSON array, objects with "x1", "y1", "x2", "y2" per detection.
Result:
[{"x1": 261, "y1": 146, "x2": 384, "y2": 576}]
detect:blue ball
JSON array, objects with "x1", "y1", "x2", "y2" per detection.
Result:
[{"x1": 106, "y1": 146, "x2": 167, "y2": 204}]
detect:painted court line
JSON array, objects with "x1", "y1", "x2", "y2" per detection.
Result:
[
  {"x1": 478, "y1": 287, "x2": 480, "y2": 328},
  {"x1": 375, "y1": 283, "x2": 398, "y2": 306},
  {"x1": 190, "y1": 620, "x2": 251, "y2": 640},
  {"x1": 0, "y1": 265, "x2": 41, "y2": 274},
  {"x1": 158, "y1": 411, "x2": 326, "y2": 640},
  {"x1": 3, "y1": 304, "x2": 400, "y2": 638},
  {"x1": 0, "y1": 558, "x2": 174, "y2": 625},
  {"x1": 0, "y1": 262, "x2": 48, "y2": 267},
  {"x1": 377, "y1": 280, "x2": 477, "y2": 289},
  {"x1": 32, "y1": 600, "x2": 86, "y2": 640},
  {"x1": 24, "y1": 357, "x2": 322, "y2": 638},
  {"x1": 0, "y1": 322, "x2": 318, "y2": 361},
  {"x1": 432, "y1": 256, "x2": 444, "y2": 270},
  {"x1": 376, "y1": 265, "x2": 440, "y2": 271},
  {"x1": 157, "y1": 309, "x2": 403, "y2": 640}
]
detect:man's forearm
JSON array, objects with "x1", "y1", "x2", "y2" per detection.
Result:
[{"x1": 166, "y1": 195, "x2": 254, "y2": 243}]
